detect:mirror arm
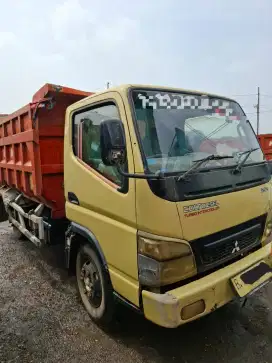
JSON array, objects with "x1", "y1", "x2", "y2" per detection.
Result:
[{"x1": 116, "y1": 164, "x2": 163, "y2": 179}]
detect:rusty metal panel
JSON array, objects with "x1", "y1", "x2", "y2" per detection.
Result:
[
  {"x1": 0, "y1": 84, "x2": 92, "y2": 218},
  {"x1": 258, "y1": 134, "x2": 272, "y2": 160}
]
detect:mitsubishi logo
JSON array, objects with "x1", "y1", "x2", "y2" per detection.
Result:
[{"x1": 232, "y1": 241, "x2": 240, "y2": 254}]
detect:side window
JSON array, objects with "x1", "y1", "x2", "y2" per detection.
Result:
[{"x1": 73, "y1": 103, "x2": 123, "y2": 186}]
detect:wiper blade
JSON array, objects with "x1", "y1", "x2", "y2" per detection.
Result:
[
  {"x1": 177, "y1": 154, "x2": 234, "y2": 181},
  {"x1": 233, "y1": 147, "x2": 260, "y2": 174}
]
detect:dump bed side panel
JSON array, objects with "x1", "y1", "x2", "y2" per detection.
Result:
[
  {"x1": 258, "y1": 134, "x2": 272, "y2": 160},
  {"x1": 0, "y1": 84, "x2": 92, "y2": 218},
  {"x1": 0, "y1": 105, "x2": 40, "y2": 197}
]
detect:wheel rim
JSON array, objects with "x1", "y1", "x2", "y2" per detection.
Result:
[{"x1": 80, "y1": 256, "x2": 102, "y2": 308}]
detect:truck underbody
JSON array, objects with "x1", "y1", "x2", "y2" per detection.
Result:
[{"x1": 0, "y1": 186, "x2": 68, "y2": 247}]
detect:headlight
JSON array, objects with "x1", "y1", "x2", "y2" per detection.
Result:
[
  {"x1": 262, "y1": 212, "x2": 272, "y2": 244},
  {"x1": 264, "y1": 227, "x2": 272, "y2": 237},
  {"x1": 138, "y1": 236, "x2": 191, "y2": 261},
  {"x1": 137, "y1": 232, "x2": 196, "y2": 287}
]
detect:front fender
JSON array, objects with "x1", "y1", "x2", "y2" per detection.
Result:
[{"x1": 65, "y1": 222, "x2": 108, "y2": 271}]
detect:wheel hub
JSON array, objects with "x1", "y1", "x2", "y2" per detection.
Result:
[{"x1": 80, "y1": 259, "x2": 102, "y2": 308}]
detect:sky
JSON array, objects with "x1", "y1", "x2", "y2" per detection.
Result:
[{"x1": 0, "y1": 0, "x2": 272, "y2": 133}]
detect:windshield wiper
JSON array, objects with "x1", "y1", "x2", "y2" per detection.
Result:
[
  {"x1": 233, "y1": 147, "x2": 260, "y2": 174},
  {"x1": 177, "y1": 154, "x2": 234, "y2": 181}
]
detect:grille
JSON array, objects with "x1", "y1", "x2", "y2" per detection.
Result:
[
  {"x1": 201, "y1": 226, "x2": 261, "y2": 266},
  {"x1": 190, "y1": 214, "x2": 267, "y2": 273}
]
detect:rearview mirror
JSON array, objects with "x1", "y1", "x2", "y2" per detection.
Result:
[{"x1": 100, "y1": 119, "x2": 126, "y2": 166}]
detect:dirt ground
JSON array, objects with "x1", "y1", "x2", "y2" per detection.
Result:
[{"x1": 0, "y1": 221, "x2": 272, "y2": 363}]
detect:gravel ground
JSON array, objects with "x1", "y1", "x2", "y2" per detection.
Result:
[{"x1": 0, "y1": 221, "x2": 272, "y2": 363}]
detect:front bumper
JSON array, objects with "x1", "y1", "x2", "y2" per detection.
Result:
[{"x1": 142, "y1": 242, "x2": 272, "y2": 328}]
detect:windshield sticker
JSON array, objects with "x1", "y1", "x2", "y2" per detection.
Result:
[
  {"x1": 183, "y1": 201, "x2": 219, "y2": 217},
  {"x1": 137, "y1": 93, "x2": 235, "y2": 116}
]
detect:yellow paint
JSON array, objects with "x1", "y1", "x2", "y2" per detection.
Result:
[
  {"x1": 142, "y1": 243, "x2": 272, "y2": 328},
  {"x1": 108, "y1": 266, "x2": 139, "y2": 307},
  {"x1": 177, "y1": 184, "x2": 271, "y2": 240},
  {"x1": 136, "y1": 178, "x2": 182, "y2": 237},
  {"x1": 65, "y1": 90, "x2": 139, "y2": 305},
  {"x1": 64, "y1": 84, "x2": 272, "y2": 325}
]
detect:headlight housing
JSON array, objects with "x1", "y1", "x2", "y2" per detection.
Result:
[
  {"x1": 137, "y1": 232, "x2": 196, "y2": 287},
  {"x1": 262, "y1": 210, "x2": 272, "y2": 245}
]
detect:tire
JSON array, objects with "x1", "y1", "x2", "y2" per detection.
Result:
[{"x1": 76, "y1": 243, "x2": 115, "y2": 325}]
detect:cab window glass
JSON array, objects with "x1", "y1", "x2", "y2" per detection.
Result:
[{"x1": 73, "y1": 103, "x2": 123, "y2": 186}]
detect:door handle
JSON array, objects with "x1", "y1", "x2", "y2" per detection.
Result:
[{"x1": 68, "y1": 192, "x2": 80, "y2": 205}]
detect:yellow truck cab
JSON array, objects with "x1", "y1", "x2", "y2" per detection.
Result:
[{"x1": 64, "y1": 85, "x2": 272, "y2": 328}]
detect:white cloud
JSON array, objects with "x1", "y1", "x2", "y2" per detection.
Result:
[
  {"x1": 51, "y1": 0, "x2": 89, "y2": 42},
  {"x1": 50, "y1": 0, "x2": 138, "y2": 54},
  {"x1": 0, "y1": 32, "x2": 16, "y2": 49},
  {"x1": 226, "y1": 60, "x2": 256, "y2": 74},
  {"x1": 93, "y1": 17, "x2": 138, "y2": 51},
  {"x1": 0, "y1": 0, "x2": 272, "y2": 133}
]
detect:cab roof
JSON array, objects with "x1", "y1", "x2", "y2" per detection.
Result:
[
  {"x1": 102, "y1": 84, "x2": 235, "y2": 102},
  {"x1": 72, "y1": 84, "x2": 237, "y2": 108}
]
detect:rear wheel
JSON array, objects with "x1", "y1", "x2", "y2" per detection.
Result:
[{"x1": 76, "y1": 244, "x2": 115, "y2": 324}]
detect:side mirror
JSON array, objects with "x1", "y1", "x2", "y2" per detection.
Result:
[{"x1": 100, "y1": 119, "x2": 126, "y2": 166}]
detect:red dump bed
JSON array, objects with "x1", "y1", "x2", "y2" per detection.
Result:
[
  {"x1": 258, "y1": 134, "x2": 272, "y2": 161},
  {"x1": 0, "y1": 84, "x2": 92, "y2": 218}
]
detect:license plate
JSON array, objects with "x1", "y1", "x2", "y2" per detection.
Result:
[{"x1": 231, "y1": 261, "x2": 272, "y2": 297}]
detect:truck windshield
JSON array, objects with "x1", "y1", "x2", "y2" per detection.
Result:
[{"x1": 131, "y1": 89, "x2": 264, "y2": 174}]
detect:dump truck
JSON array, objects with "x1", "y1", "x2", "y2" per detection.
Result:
[{"x1": 0, "y1": 83, "x2": 272, "y2": 328}]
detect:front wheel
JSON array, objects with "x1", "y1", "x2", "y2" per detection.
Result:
[{"x1": 76, "y1": 244, "x2": 115, "y2": 325}]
